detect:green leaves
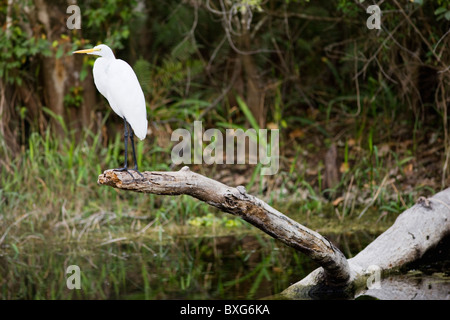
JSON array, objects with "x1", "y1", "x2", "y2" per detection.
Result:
[
  {"x1": 83, "y1": 0, "x2": 141, "y2": 50},
  {"x1": 0, "y1": 21, "x2": 52, "y2": 85},
  {"x1": 434, "y1": 6, "x2": 450, "y2": 20},
  {"x1": 236, "y1": 95, "x2": 260, "y2": 131},
  {"x1": 188, "y1": 213, "x2": 243, "y2": 228}
]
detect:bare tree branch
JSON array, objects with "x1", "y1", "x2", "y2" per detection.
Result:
[
  {"x1": 98, "y1": 167, "x2": 351, "y2": 286},
  {"x1": 98, "y1": 168, "x2": 450, "y2": 298}
]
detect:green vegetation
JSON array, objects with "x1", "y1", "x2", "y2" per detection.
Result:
[{"x1": 0, "y1": 0, "x2": 449, "y2": 299}]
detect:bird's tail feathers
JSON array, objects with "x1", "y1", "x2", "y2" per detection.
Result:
[{"x1": 133, "y1": 119, "x2": 148, "y2": 140}]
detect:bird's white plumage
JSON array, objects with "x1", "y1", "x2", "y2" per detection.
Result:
[{"x1": 79, "y1": 44, "x2": 148, "y2": 140}]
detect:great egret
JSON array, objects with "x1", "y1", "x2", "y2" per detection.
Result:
[{"x1": 73, "y1": 44, "x2": 147, "y2": 180}]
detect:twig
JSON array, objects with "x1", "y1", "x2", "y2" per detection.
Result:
[
  {"x1": 206, "y1": 0, "x2": 273, "y2": 55},
  {"x1": 265, "y1": 10, "x2": 355, "y2": 23},
  {"x1": 343, "y1": 175, "x2": 354, "y2": 217},
  {"x1": 392, "y1": 0, "x2": 444, "y2": 66},
  {"x1": 390, "y1": 181, "x2": 406, "y2": 209},
  {"x1": 358, "y1": 174, "x2": 389, "y2": 219},
  {"x1": 199, "y1": 58, "x2": 241, "y2": 119},
  {"x1": 433, "y1": 27, "x2": 450, "y2": 57},
  {"x1": 0, "y1": 212, "x2": 33, "y2": 245},
  {"x1": 354, "y1": 42, "x2": 361, "y2": 117},
  {"x1": 99, "y1": 237, "x2": 128, "y2": 246}
]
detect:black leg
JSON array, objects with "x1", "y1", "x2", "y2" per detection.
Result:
[
  {"x1": 113, "y1": 117, "x2": 136, "y2": 181},
  {"x1": 123, "y1": 117, "x2": 129, "y2": 169},
  {"x1": 128, "y1": 122, "x2": 144, "y2": 179}
]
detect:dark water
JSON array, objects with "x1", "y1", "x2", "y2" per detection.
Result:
[{"x1": 0, "y1": 231, "x2": 448, "y2": 300}]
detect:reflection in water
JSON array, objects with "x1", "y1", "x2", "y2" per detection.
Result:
[
  {"x1": 358, "y1": 273, "x2": 450, "y2": 300},
  {"x1": 0, "y1": 231, "x2": 448, "y2": 299},
  {"x1": 357, "y1": 235, "x2": 450, "y2": 300}
]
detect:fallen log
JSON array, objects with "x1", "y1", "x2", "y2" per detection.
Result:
[
  {"x1": 98, "y1": 167, "x2": 450, "y2": 298},
  {"x1": 282, "y1": 190, "x2": 450, "y2": 298}
]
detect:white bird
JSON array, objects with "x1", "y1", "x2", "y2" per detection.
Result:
[{"x1": 73, "y1": 44, "x2": 147, "y2": 179}]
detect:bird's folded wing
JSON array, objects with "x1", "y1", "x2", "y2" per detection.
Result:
[{"x1": 105, "y1": 60, "x2": 148, "y2": 140}]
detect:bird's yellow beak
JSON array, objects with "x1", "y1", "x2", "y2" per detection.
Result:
[{"x1": 73, "y1": 48, "x2": 101, "y2": 54}]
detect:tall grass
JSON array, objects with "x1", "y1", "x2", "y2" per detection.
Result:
[{"x1": 0, "y1": 127, "x2": 219, "y2": 249}]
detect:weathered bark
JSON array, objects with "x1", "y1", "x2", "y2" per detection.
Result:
[
  {"x1": 98, "y1": 168, "x2": 450, "y2": 298},
  {"x1": 35, "y1": 0, "x2": 67, "y2": 136},
  {"x1": 98, "y1": 167, "x2": 351, "y2": 286}
]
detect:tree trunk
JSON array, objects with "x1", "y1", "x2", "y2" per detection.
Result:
[
  {"x1": 34, "y1": 0, "x2": 96, "y2": 136},
  {"x1": 98, "y1": 168, "x2": 450, "y2": 298},
  {"x1": 237, "y1": 11, "x2": 266, "y2": 129}
]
